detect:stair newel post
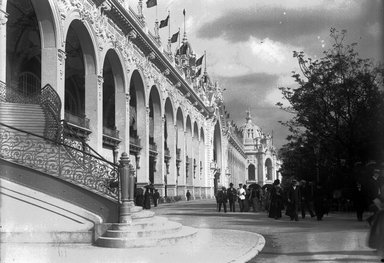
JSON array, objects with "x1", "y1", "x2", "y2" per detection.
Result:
[
  {"x1": 128, "y1": 160, "x2": 135, "y2": 203},
  {"x1": 118, "y1": 152, "x2": 134, "y2": 224}
]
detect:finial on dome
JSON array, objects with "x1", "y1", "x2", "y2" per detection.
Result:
[
  {"x1": 183, "y1": 9, "x2": 187, "y2": 43},
  {"x1": 246, "y1": 109, "x2": 252, "y2": 122}
]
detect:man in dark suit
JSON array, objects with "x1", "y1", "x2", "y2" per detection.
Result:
[
  {"x1": 300, "y1": 180, "x2": 315, "y2": 219},
  {"x1": 286, "y1": 179, "x2": 301, "y2": 221},
  {"x1": 227, "y1": 183, "x2": 237, "y2": 212}
]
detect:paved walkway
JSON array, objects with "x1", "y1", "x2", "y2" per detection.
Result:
[
  {"x1": 153, "y1": 199, "x2": 380, "y2": 263},
  {"x1": 2, "y1": 199, "x2": 381, "y2": 263}
]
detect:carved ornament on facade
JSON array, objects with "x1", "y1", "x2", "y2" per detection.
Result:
[
  {"x1": 125, "y1": 93, "x2": 131, "y2": 104},
  {"x1": 147, "y1": 51, "x2": 156, "y2": 61},
  {"x1": 163, "y1": 68, "x2": 170, "y2": 76},
  {"x1": 0, "y1": 9, "x2": 8, "y2": 25},
  {"x1": 58, "y1": 49, "x2": 67, "y2": 80}
]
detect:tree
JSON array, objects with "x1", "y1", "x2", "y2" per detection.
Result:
[{"x1": 277, "y1": 28, "x2": 384, "y2": 184}]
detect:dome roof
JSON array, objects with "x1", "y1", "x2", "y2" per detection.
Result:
[{"x1": 241, "y1": 111, "x2": 262, "y2": 137}]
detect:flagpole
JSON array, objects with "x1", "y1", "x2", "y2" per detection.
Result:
[
  {"x1": 183, "y1": 9, "x2": 186, "y2": 43},
  {"x1": 168, "y1": 10, "x2": 171, "y2": 38},
  {"x1": 178, "y1": 27, "x2": 180, "y2": 49},
  {"x1": 204, "y1": 50, "x2": 207, "y2": 73},
  {"x1": 154, "y1": 3, "x2": 159, "y2": 39},
  {"x1": 167, "y1": 10, "x2": 171, "y2": 54}
]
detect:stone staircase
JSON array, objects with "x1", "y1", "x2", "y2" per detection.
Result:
[
  {"x1": 0, "y1": 102, "x2": 45, "y2": 136},
  {"x1": 0, "y1": 101, "x2": 198, "y2": 248},
  {"x1": 96, "y1": 210, "x2": 197, "y2": 248}
]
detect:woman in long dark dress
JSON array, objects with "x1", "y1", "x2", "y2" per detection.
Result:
[
  {"x1": 143, "y1": 187, "x2": 151, "y2": 209},
  {"x1": 269, "y1": 179, "x2": 283, "y2": 219}
]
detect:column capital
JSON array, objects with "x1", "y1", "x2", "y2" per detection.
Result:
[{"x1": 58, "y1": 49, "x2": 67, "y2": 61}]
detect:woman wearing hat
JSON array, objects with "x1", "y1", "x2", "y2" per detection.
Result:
[{"x1": 268, "y1": 179, "x2": 283, "y2": 219}]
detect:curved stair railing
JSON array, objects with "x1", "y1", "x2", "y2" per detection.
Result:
[
  {"x1": 40, "y1": 84, "x2": 62, "y2": 141},
  {"x1": 0, "y1": 122, "x2": 119, "y2": 201},
  {"x1": 0, "y1": 123, "x2": 119, "y2": 201},
  {"x1": 0, "y1": 81, "x2": 120, "y2": 201}
]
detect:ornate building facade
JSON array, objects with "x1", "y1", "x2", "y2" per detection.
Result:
[
  {"x1": 0, "y1": 0, "x2": 280, "y2": 206},
  {"x1": 242, "y1": 111, "x2": 281, "y2": 185}
]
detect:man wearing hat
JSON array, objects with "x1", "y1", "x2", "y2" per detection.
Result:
[
  {"x1": 227, "y1": 183, "x2": 237, "y2": 212},
  {"x1": 286, "y1": 179, "x2": 301, "y2": 221}
]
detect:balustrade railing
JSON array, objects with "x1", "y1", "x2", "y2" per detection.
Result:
[
  {"x1": 164, "y1": 147, "x2": 171, "y2": 157},
  {"x1": 103, "y1": 126, "x2": 120, "y2": 139},
  {"x1": 129, "y1": 136, "x2": 141, "y2": 147},
  {"x1": 149, "y1": 142, "x2": 157, "y2": 152},
  {"x1": 65, "y1": 111, "x2": 90, "y2": 129},
  {"x1": 0, "y1": 122, "x2": 119, "y2": 201},
  {"x1": 176, "y1": 148, "x2": 181, "y2": 161}
]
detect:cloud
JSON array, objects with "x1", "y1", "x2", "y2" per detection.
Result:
[
  {"x1": 221, "y1": 72, "x2": 279, "y2": 108},
  {"x1": 249, "y1": 37, "x2": 290, "y2": 64},
  {"x1": 196, "y1": 0, "x2": 382, "y2": 51}
]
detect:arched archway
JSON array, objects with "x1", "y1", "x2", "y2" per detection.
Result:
[
  {"x1": 6, "y1": 0, "x2": 42, "y2": 96},
  {"x1": 148, "y1": 85, "x2": 162, "y2": 186},
  {"x1": 176, "y1": 107, "x2": 185, "y2": 196},
  {"x1": 248, "y1": 164, "x2": 256, "y2": 181},
  {"x1": 200, "y1": 127, "x2": 206, "y2": 197},
  {"x1": 185, "y1": 116, "x2": 193, "y2": 188},
  {"x1": 64, "y1": 19, "x2": 98, "y2": 149},
  {"x1": 213, "y1": 121, "x2": 222, "y2": 195},
  {"x1": 129, "y1": 70, "x2": 147, "y2": 186},
  {"x1": 265, "y1": 158, "x2": 273, "y2": 181},
  {"x1": 164, "y1": 98, "x2": 176, "y2": 196},
  {"x1": 101, "y1": 49, "x2": 125, "y2": 162}
]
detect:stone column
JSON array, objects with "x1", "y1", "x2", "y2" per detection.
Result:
[
  {"x1": 177, "y1": 128, "x2": 186, "y2": 197},
  {"x1": 119, "y1": 152, "x2": 140, "y2": 223},
  {"x1": 153, "y1": 115, "x2": 165, "y2": 195},
  {"x1": 86, "y1": 74, "x2": 103, "y2": 152},
  {"x1": 120, "y1": 93, "x2": 130, "y2": 154},
  {"x1": 41, "y1": 47, "x2": 66, "y2": 115}
]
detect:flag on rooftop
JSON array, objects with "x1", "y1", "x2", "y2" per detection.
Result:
[
  {"x1": 196, "y1": 55, "x2": 204, "y2": 67},
  {"x1": 170, "y1": 31, "x2": 179, "y2": 43},
  {"x1": 159, "y1": 15, "x2": 169, "y2": 28},
  {"x1": 146, "y1": 0, "x2": 157, "y2": 8},
  {"x1": 195, "y1": 68, "x2": 202, "y2": 77}
]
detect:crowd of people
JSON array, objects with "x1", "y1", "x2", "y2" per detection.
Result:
[
  {"x1": 214, "y1": 165, "x2": 384, "y2": 260},
  {"x1": 214, "y1": 167, "x2": 383, "y2": 225},
  {"x1": 134, "y1": 184, "x2": 160, "y2": 210}
]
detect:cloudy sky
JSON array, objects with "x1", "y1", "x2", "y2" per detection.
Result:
[{"x1": 137, "y1": 0, "x2": 383, "y2": 149}]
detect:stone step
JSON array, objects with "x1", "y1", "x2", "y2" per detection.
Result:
[
  {"x1": 0, "y1": 102, "x2": 46, "y2": 136},
  {"x1": 95, "y1": 226, "x2": 198, "y2": 248},
  {"x1": 111, "y1": 216, "x2": 169, "y2": 231},
  {"x1": 105, "y1": 221, "x2": 182, "y2": 239}
]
